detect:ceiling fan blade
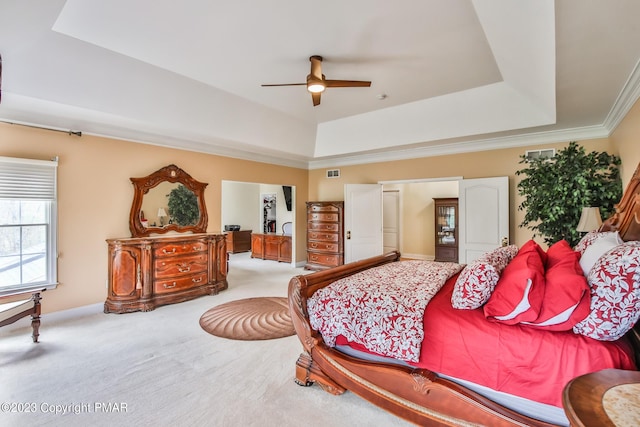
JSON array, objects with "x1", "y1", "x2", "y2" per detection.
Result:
[
  {"x1": 309, "y1": 55, "x2": 323, "y2": 81},
  {"x1": 312, "y1": 92, "x2": 321, "y2": 106},
  {"x1": 325, "y1": 80, "x2": 371, "y2": 88},
  {"x1": 261, "y1": 83, "x2": 306, "y2": 87}
]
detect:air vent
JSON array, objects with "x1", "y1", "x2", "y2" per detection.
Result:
[
  {"x1": 525, "y1": 149, "x2": 555, "y2": 161},
  {"x1": 326, "y1": 169, "x2": 340, "y2": 178}
]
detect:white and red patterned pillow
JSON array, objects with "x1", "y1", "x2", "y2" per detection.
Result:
[
  {"x1": 573, "y1": 242, "x2": 640, "y2": 341},
  {"x1": 451, "y1": 245, "x2": 518, "y2": 309},
  {"x1": 574, "y1": 230, "x2": 623, "y2": 255}
]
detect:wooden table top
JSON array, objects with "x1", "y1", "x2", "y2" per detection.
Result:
[{"x1": 563, "y1": 369, "x2": 640, "y2": 427}]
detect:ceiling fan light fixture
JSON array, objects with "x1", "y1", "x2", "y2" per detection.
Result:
[{"x1": 307, "y1": 82, "x2": 325, "y2": 93}]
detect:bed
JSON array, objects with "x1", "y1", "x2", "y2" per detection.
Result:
[{"x1": 287, "y1": 163, "x2": 640, "y2": 426}]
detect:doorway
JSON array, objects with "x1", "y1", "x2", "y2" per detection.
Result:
[
  {"x1": 221, "y1": 181, "x2": 296, "y2": 265},
  {"x1": 380, "y1": 178, "x2": 461, "y2": 260}
]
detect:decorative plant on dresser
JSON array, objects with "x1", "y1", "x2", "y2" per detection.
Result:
[{"x1": 105, "y1": 165, "x2": 228, "y2": 314}]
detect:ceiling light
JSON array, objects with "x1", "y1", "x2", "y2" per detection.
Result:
[{"x1": 307, "y1": 83, "x2": 325, "y2": 93}]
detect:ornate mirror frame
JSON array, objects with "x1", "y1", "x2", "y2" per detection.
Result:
[{"x1": 129, "y1": 164, "x2": 209, "y2": 237}]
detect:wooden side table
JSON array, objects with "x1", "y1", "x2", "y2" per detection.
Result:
[{"x1": 563, "y1": 368, "x2": 640, "y2": 426}]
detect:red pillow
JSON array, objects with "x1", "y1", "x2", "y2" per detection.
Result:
[
  {"x1": 521, "y1": 240, "x2": 590, "y2": 331},
  {"x1": 483, "y1": 240, "x2": 546, "y2": 324},
  {"x1": 546, "y1": 239, "x2": 575, "y2": 268}
]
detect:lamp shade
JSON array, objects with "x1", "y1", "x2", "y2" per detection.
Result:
[
  {"x1": 576, "y1": 207, "x2": 602, "y2": 232},
  {"x1": 157, "y1": 208, "x2": 167, "y2": 218}
]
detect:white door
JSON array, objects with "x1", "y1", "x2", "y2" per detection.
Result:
[
  {"x1": 458, "y1": 177, "x2": 509, "y2": 264},
  {"x1": 344, "y1": 184, "x2": 383, "y2": 263},
  {"x1": 383, "y1": 190, "x2": 400, "y2": 253}
]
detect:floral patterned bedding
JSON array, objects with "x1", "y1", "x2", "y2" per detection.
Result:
[{"x1": 307, "y1": 260, "x2": 463, "y2": 362}]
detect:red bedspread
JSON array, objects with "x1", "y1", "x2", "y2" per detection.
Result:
[{"x1": 335, "y1": 272, "x2": 636, "y2": 407}]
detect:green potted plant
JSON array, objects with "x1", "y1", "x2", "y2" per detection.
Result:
[
  {"x1": 168, "y1": 184, "x2": 199, "y2": 226},
  {"x1": 516, "y1": 141, "x2": 621, "y2": 247}
]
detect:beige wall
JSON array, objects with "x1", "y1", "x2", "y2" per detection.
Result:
[
  {"x1": 3, "y1": 97, "x2": 640, "y2": 314},
  {"x1": 309, "y1": 138, "x2": 619, "y2": 249},
  {"x1": 611, "y1": 97, "x2": 640, "y2": 185},
  {"x1": 0, "y1": 122, "x2": 308, "y2": 313}
]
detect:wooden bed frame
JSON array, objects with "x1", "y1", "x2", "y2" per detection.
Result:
[{"x1": 288, "y1": 163, "x2": 640, "y2": 426}]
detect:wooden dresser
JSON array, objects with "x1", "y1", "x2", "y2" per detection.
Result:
[
  {"x1": 225, "y1": 230, "x2": 252, "y2": 253},
  {"x1": 305, "y1": 201, "x2": 344, "y2": 270},
  {"x1": 105, "y1": 233, "x2": 228, "y2": 313},
  {"x1": 251, "y1": 233, "x2": 292, "y2": 263}
]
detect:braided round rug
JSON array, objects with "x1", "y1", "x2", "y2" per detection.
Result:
[{"x1": 199, "y1": 297, "x2": 295, "y2": 340}]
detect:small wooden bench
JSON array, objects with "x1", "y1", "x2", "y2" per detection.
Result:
[{"x1": 0, "y1": 290, "x2": 43, "y2": 343}]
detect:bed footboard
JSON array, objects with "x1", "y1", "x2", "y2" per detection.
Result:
[{"x1": 287, "y1": 251, "x2": 559, "y2": 427}]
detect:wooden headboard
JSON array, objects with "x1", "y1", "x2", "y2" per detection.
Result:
[
  {"x1": 599, "y1": 162, "x2": 640, "y2": 366},
  {"x1": 600, "y1": 162, "x2": 640, "y2": 242}
]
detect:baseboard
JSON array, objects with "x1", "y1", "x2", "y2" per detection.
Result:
[
  {"x1": 0, "y1": 302, "x2": 104, "y2": 335},
  {"x1": 401, "y1": 253, "x2": 435, "y2": 261}
]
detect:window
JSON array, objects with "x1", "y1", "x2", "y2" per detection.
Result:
[{"x1": 0, "y1": 156, "x2": 58, "y2": 294}]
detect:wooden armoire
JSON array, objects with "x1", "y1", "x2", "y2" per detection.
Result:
[{"x1": 434, "y1": 197, "x2": 458, "y2": 262}]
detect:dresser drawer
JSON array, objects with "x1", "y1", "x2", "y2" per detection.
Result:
[
  {"x1": 154, "y1": 272, "x2": 208, "y2": 294},
  {"x1": 308, "y1": 212, "x2": 339, "y2": 222},
  {"x1": 154, "y1": 253, "x2": 208, "y2": 279},
  {"x1": 309, "y1": 204, "x2": 340, "y2": 213},
  {"x1": 307, "y1": 241, "x2": 339, "y2": 252},
  {"x1": 154, "y1": 241, "x2": 207, "y2": 258},
  {"x1": 308, "y1": 231, "x2": 340, "y2": 243},
  {"x1": 307, "y1": 253, "x2": 342, "y2": 267},
  {"x1": 307, "y1": 222, "x2": 340, "y2": 232}
]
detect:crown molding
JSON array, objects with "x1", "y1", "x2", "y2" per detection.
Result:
[
  {"x1": 307, "y1": 125, "x2": 610, "y2": 170},
  {"x1": 603, "y1": 58, "x2": 640, "y2": 132}
]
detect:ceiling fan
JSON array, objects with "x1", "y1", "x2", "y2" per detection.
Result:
[{"x1": 261, "y1": 55, "x2": 371, "y2": 106}]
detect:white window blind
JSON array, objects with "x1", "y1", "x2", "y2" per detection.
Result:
[
  {"x1": 0, "y1": 156, "x2": 58, "y2": 295},
  {"x1": 0, "y1": 156, "x2": 57, "y2": 200}
]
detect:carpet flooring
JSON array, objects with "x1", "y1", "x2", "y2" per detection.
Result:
[
  {"x1": 0, "y1": 252, "x2": 412, "y2": 427},
  {"x1": 199, "y1": 297, "x2": 294, "y2": 340}
]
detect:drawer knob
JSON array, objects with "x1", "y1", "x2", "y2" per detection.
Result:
[
  {"x1": 164, "y1": 282, "x2": 177, "y2": 289},
  {"x1": 192, "y1": 277, "x2": 203, "y2": 283},
  {"x1": 162, "y1": 248, "x2": 176, "y2": 254}
]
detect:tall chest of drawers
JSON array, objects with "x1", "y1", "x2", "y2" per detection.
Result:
[
  {"x1": 305, "y1": 201, "x2": 344, "y2": 270},
  {"x1": 105, "y1": 233, "x2": 228, "y2": 313}
]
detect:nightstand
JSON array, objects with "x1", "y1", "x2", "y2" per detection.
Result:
[{"x1": 563, "y1": 368, "x2": 640, "y2": 426}]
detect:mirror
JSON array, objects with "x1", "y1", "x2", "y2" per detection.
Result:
[{"x1": 129, "y1": 164, "x2": 208, "y2": 237}]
